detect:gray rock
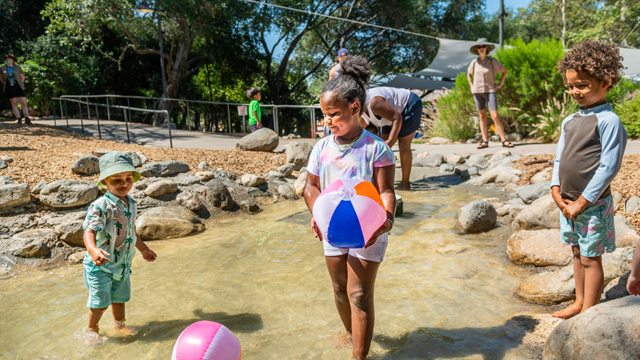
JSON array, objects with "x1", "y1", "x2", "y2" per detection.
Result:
[
  {"x1": 124, "y1": 151, "x2": 143, "y2": 167},
  {"x1": 0, "y1": 155, "x2": 13, "y2": 163},
  {"x1": 176, "y1": 192, "x2": 203, "y2": 212},
  {"x1": 453, "y1": 165, "x2": 469, "y2": 175},
  {"x1": 136, "y1": 207, "x2": 205, "y2": 240},
  {"x1": 478, "y1": 166, "x2": 522, "y2": 185},
  {"x1": 92, "y1": 149, "x2": 113, "y2": 157},
  {"x1": 0, "y1": 183, "x2": 31, "y2": 210},
  {"x1": 457, "y1": 201, "x2": 497, "y2": 233},
  {"x1": 0, "y1": 161, "x2": 7, "y2": 169},
  {"x1": 40, "y1": 180, "x2": 99, "y2": 208},
  {"x1": 413, "y1": 154, "x2": 444, "y2": 167},
  {"x1": 198, "y1": 161, "x2": 210, "y2": 170},
  {"x1": 277, "y1": 163, "x2": 295, "y2": 177},
  {"x1": 513, "y1": 195, "x2": 560, "y2": 231},
  {"x1": 614, "y1": 215, "x2": 640, "y2": 247},
  {"x1": 467, "y1": 139, "x2": 477, "y2": 144},
  {"x1": 517, "y1": 181, "x2": 552, "y2": 205},
  {"x1": 195, "y1": 171, "x2": 215, "y2": 182},
  {"x1": 267, "y1": 171, "x2": 286, "y2": 183},
  {"x1": 429, "y1": 137, "x2": 450, "y2": 145},
  {"x1": 144, "y1": 180, "x2": 178, "y2": 197},
  {"x1": 625, "y1": 197, "x2": 640, "y2": 214},
  {"x1": 439, "y1": 163, "x2": 455, "y2": 173},
  {"x1": 294, "y1": 169, "x2": 308, "y2": 196},
  {"x1": 173, "y1": 173, "x2": 200, "y2": 186},
  {"x1": 465, "y1": 154, "x2": 487, "y2": 169},
  {"x1": 487, "y1": 155, "x2": 522, "y2": 169},
  {"x1": 531, "y1": 168, "x2": 553, "y2": 184},
  {"x1": 236, "y1": 128, "x2": 279, "y2": 152},
  {"x1": 0, "y1": 176, "x2": 14, "y2": 185},
  {"x1": 71, "y1": 155, "x2": 100, "y2": 176},
  {"x1": 240, "y1": 199, "x2": 261, "y2": 213},
  {"x1": 542, "y1": 296, "x2": 640, "y2": 360},
  {"x1": 278, "y1": 184, "x2": 299, "y2": 200},
  {"x1": 286, "y1": 141, "x2": 313, "y2": 170},
  {"x1": 467, "y1": 167, "x2": 479, "y2": 176},
  {"x1": 68, "y1": 251, "x2": 85, "y2": 264},
  {"x1": 0, "y1": 229, "x2": 56, "y2": 258},
  {"x1": 603, "y1": 272, "x2": 630, "y2": 300},
  {"x1": 32, "y1": 181, "x2": 46, "y2": 194},
  {"x1": 136, "y1": 152, "x2": 149, "y2": 165},
  {"x1": 505, "y1": 133, "x2": 524, "y2": 141},
  {"x1": 241, "y1": 174, "x2": 266, "y2": 188},
  {"x1": 140, "y1": 161, "x2": 189, "y2": 178},
  {"x1": 446, "y1": 154, "x2": 465, "y2": 164},
  {"x1": 55, "y1": 220, "x2": 85, "y2": 247},
  {"x1": 507, "y1": 229, "x2": 572, "y2": 266},
  {"x1": 509, "y1": 198, "x2": 526, "y2": 206},
  {"x1": 204, "y1": 179, "x2": 235, "y2": 211}
]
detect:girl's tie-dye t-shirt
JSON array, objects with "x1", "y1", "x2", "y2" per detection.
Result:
[{"x1": 306, "y1": 130, "x2": 396, "y2": 191}]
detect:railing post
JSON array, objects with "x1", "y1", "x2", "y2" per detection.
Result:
[
  {"x1": 127, "y1": 97, "x2": 132, "y2": 128},
  {"x1": 166, "y1": 110, "x2": 173, "y2": 148},
  {"x1": 58, "y1": 99, "x2": 64, "y2": 128},
  {"x1": 78, "y1": 102, "x2": 85, "y2": 134},
  {"x1": 274, "y1": 108, "x2": 279, "y2": 135},
  {"x1": 95, "y1": 103, "x2": 101, "y2": 139},
  {"x1": 227, "y1": 104, "x2": 231, "y2": 134},
  {"x1": 86, "y1": 97, "x2": 91, "y2": 121},
  {"x1": 64, "y1": 100, "x2": 69, "y2": 128},
  {"x1": 52, "y1": 99, "x2": 57, "y2": 127},
  {"x1": 124, "y1": 106, "x2": 131, "y2": 144},
  {"x1": 242, "y1": 115, "x2": 246, "y2": 133},
  {"x1": 310, "y1": 107, "x2": 315, "y2": 139},
  {"x1": 106, "y1": 97, "x2": 111, "y2": 121},
  {"x1": 186, "y1": 101, "x2": 190, "y2": 131}
]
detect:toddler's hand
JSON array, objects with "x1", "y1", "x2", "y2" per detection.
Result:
[
  {"x1": 562, "y1": 200, "x2": 587, "y2": 220},
  {"x1": 310, "y1": 217, "x2": 323, "y2": 241},
  {"x1": 141, "y1": 248, "x2": 157, "y2": 262},
  {"x1": 89, "y1": 248, "x2": 110, "y2": 267},
  {"x1": 627, "y1": 273, "x2": 640, "y2": 296},
  {"x1": 366, "y1": 219, "x2": 393, "y2": 249}
]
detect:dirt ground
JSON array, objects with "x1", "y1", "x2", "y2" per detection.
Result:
[
  {"x1": 0, "y1": 122, "x2": 286, "y2": 188},
  {"x1": 513, "y1": 154, "x2": 640, "y2": 231}
]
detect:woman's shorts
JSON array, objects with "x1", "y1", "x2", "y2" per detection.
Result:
[
  {"x1": 5, "y1": 85, "x2": 26, "y2": 100},
  {"x1": 323, "y1": 233, "x2": 388, "y2": 263},
  {"x1": 381, "y1": 92, "x2": 422, "y2": 138},
  {"x1": 84, "y1": 259, "x2": 131, "y2": 308},
  {"x1": 473, "y1": 93, "x2": 498, "y2": 111},
  {"x1": 559, "y1": 195, "x2": 616, "y2": 258}
]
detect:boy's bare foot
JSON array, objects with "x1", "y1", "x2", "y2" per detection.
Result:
[
  {"x1": 332, "y1": 331, "x2": 352, "y2": 349},
  {"x1": 114, "y1": 319, "x2": 136, "y2": 336},
  {"x1": 83, "y1": 327, "x2": 107, "y2": 346},
  {"x1": 552, "y1": 302, "x2": 582, "y2": 319}
]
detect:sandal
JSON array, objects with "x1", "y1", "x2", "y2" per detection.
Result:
[
  {"x1": 502, "y1": 140, "x2": 514, "y2": 148},
  {"x1": 477, "y1": 140, "x2": 488, "y2": 149}
]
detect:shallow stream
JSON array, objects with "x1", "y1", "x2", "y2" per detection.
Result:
[{"x1": 1, "y1": 186, "x2": 544, "y2": 359}]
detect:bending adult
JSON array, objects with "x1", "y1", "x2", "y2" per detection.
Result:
[
  {"x1": 467, "y1": 38, "x2": 511, "y2": 149},
  {"x1": 1, "y1": 54, "x2": 30, "y2": 124},
  {"x1": 328, "y1": 48, "x2": 350, "y2": 80},
  {"x1": 361, "y1": 87, "x2": 423, "y2": 190}
]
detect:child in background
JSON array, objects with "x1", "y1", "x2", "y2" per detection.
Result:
[
  {"x1": 303, "y1": 56, "x2": 396, "y2": 360},
  {"x1": 246, "y1": 87, "x2": 262, "y2": 132},
  {"x1": 550, "y1": 41, "x2": 627, "y2": 319},
  {"x1": 82, "y1": 151, "x2": 157, "y2": 342}
]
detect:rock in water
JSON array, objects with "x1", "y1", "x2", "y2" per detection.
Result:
[
  {"x1": 516, "y1": 266, "x2": 576, "y2": 304},
  {"x1": 412, "y1": 154, "x2": 444, "y2": 167},
  {"x1": 71, "y1": 155, "x2": 100, "y2": 176},
  {"x1": 507, "y1": 229, "x2": 572, "y2": 266},
  {"x1": 614, "y1": 215, "x2": 640, "y2": 247},
  {"x1": 286, "y1": 141, "x2": 313, "y2": 170},
  {"x1": 144, "y1": 180, "x2": 178, "y2": 197},
  {"x1": 136, "y1": 207, "x2": 205, "y2": 240},
  {"x1": 0, "y1": 183, "x2": 31, "y2": 210},
  {"x1": 0, "y1": 229, "x2": 56, "y2": 258},
  {"x1": 278, "y1": 184, "x2": 299, "y2": 200},
  {"x1": 517, "y1": 181, "x2": 551, "y2": 204},
  {"x1": 176, "y1": 192, "x2": 203, "y2": 212},
  {"x1": 40, "y1": 180, "x2": 99, "y2": 208},
  {"x1": 204, "y1": 179, "x2": 235, "y2": 210},
  {"x1": 542, "y1": 296, "x2": 640, "y2": 360},
  {"x1": 241, "y1": 174, "x2": 266, "y2": 188},
  {"x1": 513, "y1": 195, "x2": 560, "y2": 231},
  {"x1": 294, "y1": 169, "x2": 308, "y2": 196},
  {"x1": 240, "y1": 199, "x2": 261, "y2": 213},
  {"x1": 457, "y1": 200, "x2": 497, "y2": 233},
  {"x1": 55, "y1": 220, "x2": 84, "y2": 246},
  {"x1": 236, "y1": 128, "x2": 279, "y2": 152},
  {"x1": 140, "y1": 161, "x2": 189, "y2": 177}
]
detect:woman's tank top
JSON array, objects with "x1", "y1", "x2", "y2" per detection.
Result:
[{"x1": 362, "y1": 87, "x2": 411, "y2": 127}]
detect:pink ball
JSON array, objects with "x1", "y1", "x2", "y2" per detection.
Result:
[{"x1": 171, "y1": 321, "x2": 242, "y2": 360}]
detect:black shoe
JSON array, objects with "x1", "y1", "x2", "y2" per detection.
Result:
[
  {"x1": 24, "y1": 117, "x2": 32, "y2": 125},
  {"x1": 15, "y1": 118, "x2": 22, "y2": 124}
]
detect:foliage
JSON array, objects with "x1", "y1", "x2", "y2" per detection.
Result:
[
  {"x1": 427, "y1": 74, "x2": 477, "y2": 141},
  {"x1": 607, "y1": 78, "x2": 640, "y2": 105},
  {"x1": 528, "y1": 87, "x2": 579, "y2": 143},
  {"x1": 617, "y1": 91, "x2": 640, "y2": 138}
]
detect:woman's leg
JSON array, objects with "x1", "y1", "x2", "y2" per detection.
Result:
[
  {"x1": 347, "y1": 255, "x2": 380, "y2": 359},
  {"x1": 397, "y1": 131, "x2": 416, "y2": 191},
  {"x1": 490, "y1": 110, "x2": 507, "y2": 141},
  {"x1": 9, "y1": 98, "x2": 20, "y2": 121},
  {"x1": 325, "y1": 255, "x2": 352, "y2": 334},
  {"x1": 478, "y1": 109, "x2": 488, "y2": 141},
  {"x1": 18, "y1": 97, "x2": 29, "y2": 118}
]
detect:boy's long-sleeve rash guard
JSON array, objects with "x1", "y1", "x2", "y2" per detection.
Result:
[{"x1": 551, "y1": 103, "x2": 627, "y2": 203}]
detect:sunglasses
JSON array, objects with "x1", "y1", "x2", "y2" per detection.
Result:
[{"x1": 477, "y1": 46, "x2": 487, "y2": 49}]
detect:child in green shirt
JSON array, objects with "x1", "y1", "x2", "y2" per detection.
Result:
[{"x1": 246, "y1": 87, "x2": 262, "y2": 132}]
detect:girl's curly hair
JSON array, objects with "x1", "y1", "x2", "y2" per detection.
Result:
[
  {"x1": 557, "y1": 41, "x2": 625, "y2": 90},
  {"x1": 321, "y1": 55, "x2": 372, "y2": 114}
]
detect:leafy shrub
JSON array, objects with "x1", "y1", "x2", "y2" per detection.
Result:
[
  {"x1": 528, "y1": 89, "x2": 579, "y2": 143},
  {"x1": 427, "y1": 74, "x2": 477, "y2": 141},
  {"x1": 617, "y1": 91, "x2": 640, "y2": 138}
]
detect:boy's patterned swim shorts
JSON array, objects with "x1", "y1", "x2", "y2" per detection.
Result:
[{"x1": 559, "y1": 195, "x2": 616, "y2": 258}]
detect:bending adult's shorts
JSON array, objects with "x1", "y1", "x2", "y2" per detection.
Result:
[
  {"x1": 473, "y1": 92, "x2": 498, "y2": 112},
  {"x1": 381, "y1": 92, "x2": 422, "y2": 138}
]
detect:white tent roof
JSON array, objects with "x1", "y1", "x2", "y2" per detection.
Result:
[
  {"x1": 412, "y1": 38, "x2": 497, "y2": 78},
  {"x1": 620, "y1": 48, "x2": 640, "y2": 76},
  {"x1": 382, "y1": 75, "x2": 454, "y2": 90}
]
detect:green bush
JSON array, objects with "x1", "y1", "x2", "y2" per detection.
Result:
[
  {"x1": 427, "y1": 74, "x2": 477, "y2": 141},
  {"x1": 617, "y1": 91, "x2": 640, "y2": 138}
]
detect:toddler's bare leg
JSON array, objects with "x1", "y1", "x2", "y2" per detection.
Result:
[
  {"x1": 580, "y1": 255, "x2": 604, "y2": 313},
  {"x1": 87, "y1": 307, "x2": 108, "y2": 332},
  {"x1": 553, "y1": 246, "x2": 584, "y2": 319},
  {"x1": 111, "y1": 303, "x2": 135, "y2": 335}
]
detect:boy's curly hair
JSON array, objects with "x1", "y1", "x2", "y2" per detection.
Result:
[
  {"x1": 246, "y1": 87, "x2": 261, "y2": 99},
  {"x1": 557, "y1": 41, "x2": 625, "y2": 90}
]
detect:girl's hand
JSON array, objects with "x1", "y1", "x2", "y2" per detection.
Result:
[
  {"x1": 141, "y1": 248, "x2": 157, "y2": 262},
  {"x1": 366, "y1": 219, "x2": 393, "y2": 249},
  {"x1": 628, "y1": 272, "x2": 640, "y2": 296},
  {"x1": 310, "y1": 217, "x2": 323, "y2": 241},
  {"x1": 88, "y1": 248, "x2": 110, "y2": 267}
]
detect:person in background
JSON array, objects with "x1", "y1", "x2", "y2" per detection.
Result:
[
  {"x1": 246, "y1": 87, "x2": 262, "y2": 132},
  {"x1": 1, "y1": 54, "x2": 31, "y2": 125},
  {"x1": 329, "y1": 48, "x2": 350, "y2": 80},
  {"x1": 467, "y1": 38, "x2": 510, "y2": 149}
]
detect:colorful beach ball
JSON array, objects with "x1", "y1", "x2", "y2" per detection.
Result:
[
  {"x1": 312, "y1": 179, "x2": 387, "y2": 248},
  {"x1": 171, "y1": 321, "x2": 241, "y2": 360}
]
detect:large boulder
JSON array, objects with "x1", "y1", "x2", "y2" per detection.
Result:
[
  {"x1": 513, "y1": 195, "x2": 560, "y2": 231},
  {"x1": 457, "y1": 200, "x2": 497, "y2": 233},
  {"x1": 465, "y1": 154, "x2": 487, "y2": 169},
  {"x1": 542, "y1": 296, "x2": 640, "y2": 360},
  {"x1": 140, "y1": 161, "x2": 189, "y2": 178},
  {"x1": 55, "y1": 220, "x2": 85, "y2": 247},
  {"x1": 531, "y1": 168, "x2": 553, "y2": 184},
  {"x1": 0, "y1": 229, "x2": 56, "y2": 258},
  {"x1": 614, "y1": 215, "x2": 640, "y2": 247},
  {"x1": 0, "y1": 183, "x2": 31, "y2": 210},
  {"x1": 236, "y1": 128, "x2": 279, "y2": 152},
  {"x1": 40, "y1": 180, "x2": 99, "y2": 208},
  {"x1": 478, "y1": 166, "x2": 522, "y2": 185},
  {"x1": 286, "y1": 141, "x2": 313, "y2": 170},
  {"x1": 136, "y1": 207, "x2": 205, "y2": 240},
  {"x1": 625, "y1": 197, "x2": 640, "y2": 214},
  {"x1": 144, "y1": 180, "x2": 178, "y2": 197},
  {"x1": 413, "y1": 154, "x2": 444, "y2": 167},
  {"x1": 278, "y1": 184, "x2": 299, "y2": 200},
  {"x1": 517, "y1": 181, "x2": 552, "y2": 205},
  {"x1": 71, "y1": 155, "x2": 100, "y2": 176},
  {"x1": 204, "y1": 179, "x2": 235, "y2": 211},
  {"x1": 507, "y1": 229, "x2": 572, "y2": 266}
]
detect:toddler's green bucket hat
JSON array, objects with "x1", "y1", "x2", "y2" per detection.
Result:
[{"x1": 97, "y1": 151, "x2": 141, "y2": 187}]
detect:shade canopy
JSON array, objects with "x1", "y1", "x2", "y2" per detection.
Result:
[
  {"x1": 620, "y1": 48, "x2": 640, "y2": 76},
  {"x1": 412, "y1": 38, "x2": 497, "y2": 78},
  {"x1": 382, "y1": 75, "x2": 454, "y2": 90}
]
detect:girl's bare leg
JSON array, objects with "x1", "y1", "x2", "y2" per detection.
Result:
[
  {"x1": 347, "y1": 255, "x2": 380, "y2": 360},
  {"x1": 553, "y1": 246, "x2": 584, "y2": 319},
  {"x1": 325, "y1": 255, "x2": 352, "y2": 338}
]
